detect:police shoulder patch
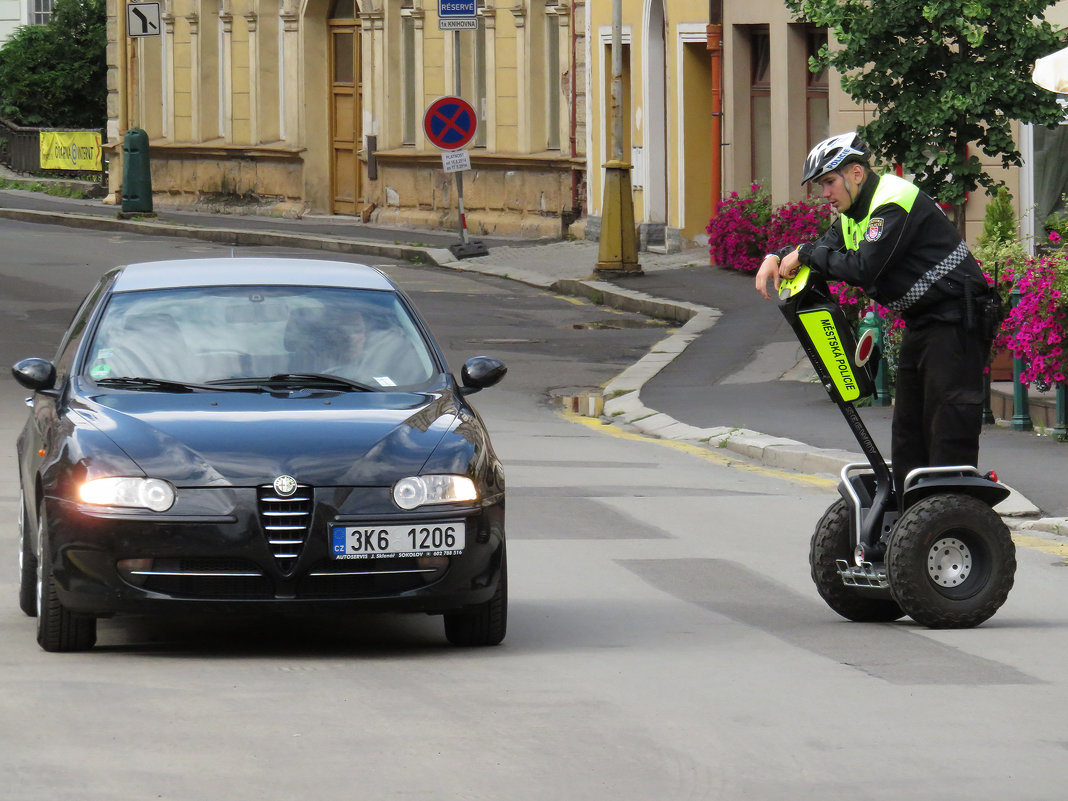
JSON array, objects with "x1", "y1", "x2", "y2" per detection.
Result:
[{"x1": 865, "y1": 217, "x2": 884, "y2": 242}]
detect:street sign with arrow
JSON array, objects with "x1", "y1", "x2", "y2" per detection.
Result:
[{"x1": 127, "y1": 2, "x2": 161, "y2": 37}]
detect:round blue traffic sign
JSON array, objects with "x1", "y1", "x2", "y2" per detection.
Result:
[{"x1": 423, "y1": 96, "x2": 477, "y2": 151}]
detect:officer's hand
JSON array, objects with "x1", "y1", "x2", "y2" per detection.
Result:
[
  {"x1": 779, "y1": 249, "x2": 801, "y2": 280},
  {"x1": 755, "y1": 255, "x2": 781, "y2": 300}
]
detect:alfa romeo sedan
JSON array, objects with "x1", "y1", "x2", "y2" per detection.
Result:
[{"x1": 13, "y1": 258, "x2": 507, "y2": 651}]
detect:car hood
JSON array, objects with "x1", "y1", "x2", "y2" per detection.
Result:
[{"x1": 71, "y1": 388, "x2": 466, "y2": 487}]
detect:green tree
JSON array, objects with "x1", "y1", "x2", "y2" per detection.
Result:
[
  {"x1": 786, "y1": 0, "x2": 1067, "y2": 232},
  {"x1": 0, "y1": 0, "x2": 106, "y2": 128}
]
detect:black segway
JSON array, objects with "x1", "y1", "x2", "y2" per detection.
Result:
[{"x1": 778, "y1": 266, "x2": 1016, "y2": 628}]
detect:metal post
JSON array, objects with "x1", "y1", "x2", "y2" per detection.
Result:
[
  {"x1": 1010, "y1": 287, "x2": 1033, "y2": 431},
  {"x1": 446, "y1": 25, "x2": 486, "y2": 259},
  {"x1": 595, "y1": 0, "x2": 641, "y2": 276},
  {"x1": 1055, "y1": 382, "x2": 1066, "y2": 439},
  {"x1": 982, "y1": 373, "x2": 995, "y2": 424},
  {"x1": 454, "y1": 30, "x2": 469, "y2": 247}
]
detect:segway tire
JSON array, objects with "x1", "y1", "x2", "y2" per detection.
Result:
[
  {"x1": 810, "y1": 498, "x2": 905, "y2": 622},
  {"x1": 886, "y1": 493, "x2": 1016, "y2": 629}
]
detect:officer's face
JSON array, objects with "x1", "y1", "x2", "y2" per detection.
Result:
[{"x1": 814, "y1": 164, "x2": 865, "y2": 213}]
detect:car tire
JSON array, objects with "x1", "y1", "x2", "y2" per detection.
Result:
[
  {"x1": 444, "y1": 550, "x2": 507, "y2": 647},
  {"x1": 810, "y1": 498, "x2": 905, "y2": 622},
  {"x1": 886, "y1": 493, "x2": 1015, "y2": 629},
  {"x1": 19, "y1": 492, "x2": 37, "y2": 617},
  {"x1": 36, "y1": 509, "x2": 97, "y2": 652}
]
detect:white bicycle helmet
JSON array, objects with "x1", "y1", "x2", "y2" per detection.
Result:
[{"x1": 801, "y1": 132, "x2": 870, "y2": 185}]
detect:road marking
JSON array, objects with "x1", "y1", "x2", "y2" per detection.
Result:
[
  {"x1": 562, "y1": 410, "x2": 1067, "y2": 557},
  {"x1": 1011, "y1": 533, "x2": 1068, "y2": 560},
  {"x1": 559, "y1": 408, "x2": 836, "y2": 489}
]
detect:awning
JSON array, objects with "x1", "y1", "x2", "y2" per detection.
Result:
[{"x1": 1033, "y1": 46, "x2": 1068, "y2": 93}]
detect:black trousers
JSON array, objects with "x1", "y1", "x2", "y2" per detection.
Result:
[{"x1": 891, "y1": 322, "x2": 987, "y2": 501}]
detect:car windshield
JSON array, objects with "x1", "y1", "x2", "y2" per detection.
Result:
[{"x1": 82, "y1": 285, "x2": 438, "y2": 389}]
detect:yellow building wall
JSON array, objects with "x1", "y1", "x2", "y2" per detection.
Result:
[{"x1": 586, "y1": 0, "x2": 719, "y2": 247}]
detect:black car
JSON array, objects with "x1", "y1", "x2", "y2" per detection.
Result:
[{"x1": 13, "y1": 258, "x2": 507, "y2": 651}]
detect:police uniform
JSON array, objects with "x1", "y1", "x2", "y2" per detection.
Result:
[{"x1": 795, "y1": 171, "x2": 993, "y2": 498}]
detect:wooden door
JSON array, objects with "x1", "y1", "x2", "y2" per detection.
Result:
[{"x1": 329, "y1": 11, "x2": 361, "y2": 215}]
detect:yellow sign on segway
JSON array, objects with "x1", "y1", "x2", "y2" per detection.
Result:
[{"x1": 798, "y1": 308, "x2": 862, "y2": 402}]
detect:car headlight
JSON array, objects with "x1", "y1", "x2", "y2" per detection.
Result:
[
  {"x1": 392, "y1": 475, "x2": 477, "y2": 510},
  {"x1": 79, "y1": 477, "x2": 176, "y2": 512}
]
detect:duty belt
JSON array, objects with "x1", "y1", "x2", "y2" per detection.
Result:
[{"x1": 885, "y1": 240, "x2": 971, "y2": 312}]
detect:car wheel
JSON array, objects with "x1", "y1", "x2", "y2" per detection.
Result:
[
  {"x1": 19, "y1": 491, "x2": 37, "y2": 617},
  {"x1": 810, "y1": 498, "x2": 904, "y2": 622},
  {"x1": 886, "y1": 493, "x2": 1016, "y2": 629},
  {"x1": 36, "y1": 508, "x2": 97, "y2": 652},
  {"x1": 444, "y1": 550, "x2": 507, "y2": 647}
]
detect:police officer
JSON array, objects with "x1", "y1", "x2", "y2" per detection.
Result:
[{"x1": 755, "y1": 132, "x2": 997, "y2": 500}]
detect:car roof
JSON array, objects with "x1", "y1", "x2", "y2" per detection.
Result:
[{"x1": 110, "y1": 258, "x2": 398, "y2": 293}]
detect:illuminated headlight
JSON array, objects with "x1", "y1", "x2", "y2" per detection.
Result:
[
  {"x1": 79, "y1": 477, "x2": 176, "y2": 512},
  {"x1": 392, "y1": 475, "x2": 477, "y2": 510}
]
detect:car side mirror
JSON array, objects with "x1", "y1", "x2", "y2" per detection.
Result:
[
  {"x1": 459, "y1": 356, "x2": 506, "y2": 395},
  {"x1": 12, "y1": 357, "x2": 58, "y2": 393}
]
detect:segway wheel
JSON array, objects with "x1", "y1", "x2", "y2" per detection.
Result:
[
  {"x1": 810, "y1": 499, "x2": 905, "y2": 622},
  {"x1": 886, "y1": 493, "x2": 1016, "y2": 629}
]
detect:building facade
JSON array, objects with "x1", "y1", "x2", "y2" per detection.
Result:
[
  {"x1": 107, "y1": 0, "x2": 586, "y2": 238},
  {"x1": 106, "y1": 0, "x2": 1065, "y2": 247}
]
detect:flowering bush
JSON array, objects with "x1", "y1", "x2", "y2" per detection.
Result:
[
  {"x1": 996, "y1": 240, "x2": 1068, "y2": 389},
  {"x1": 706, "y1": 186, "x2": 833, "y2": 272},
  {"x1": 765, "y1": 199, "x2": 836, "y2": 255},
  {"x1": 706, "y1": 184, "x2": 773, "y2": 273}
]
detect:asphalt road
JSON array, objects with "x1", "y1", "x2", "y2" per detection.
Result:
[{"x1": 2, "y1": 221, "x2": 1068, "y2": 800}]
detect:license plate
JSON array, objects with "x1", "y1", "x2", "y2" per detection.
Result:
[{"x1": 330, "y1": 522, "x2": 465, "y2": 559}]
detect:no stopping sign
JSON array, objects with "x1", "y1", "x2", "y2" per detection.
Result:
[{"x1": 423, "y1": 96, "x2": 477, "y2": 151}]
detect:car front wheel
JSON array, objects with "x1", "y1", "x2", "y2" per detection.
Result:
[
  {"x1": 36, "y1": 508, "x2": 96, "y2": 652},
  {"x1": 444, "y1": 550, "x2": 507, "y2": 647},
  {"x1": 19, "y1": 491, "x2": 37, "y2": 617}
]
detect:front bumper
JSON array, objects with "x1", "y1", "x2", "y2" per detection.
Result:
[{"x1": 42, "y1": 489, "x2": 505, "y2": 618}]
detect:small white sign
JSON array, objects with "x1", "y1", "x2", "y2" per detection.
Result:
[
  {"x1": 439, "y1": 18, "x2": 478, "y2": 30},
  {"x1": 127, "y1": 2, "x2": 161, "y2": 37},
  {"x1": 441, "y1": 150, "x2": 471, "y2": 173}
]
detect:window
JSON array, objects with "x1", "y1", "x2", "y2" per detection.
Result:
[
  {"x1": 545, "y1": 10, "x2": 560, "y2": 150},
  {"x1": 806, "y1": 27, "x2": 829, "y2": 154},
  {"x1": 31, "y1": 0, "x2": 52, "y2": 25},
  {"x1": 472, "y1": 2, "x2": 487, "y2": 147},
  {"x1": 401, "y1": 1, "x2": 417, "y2": 145},
  {"x1": 750, "y1": 27, "x2": 771, "y2": 187}
]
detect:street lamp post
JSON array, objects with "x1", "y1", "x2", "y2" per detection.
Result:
[{"x1": 595, "y1": 0, "x2": 642, "y2": 276}]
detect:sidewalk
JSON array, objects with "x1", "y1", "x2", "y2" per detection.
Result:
[{"x1": 0, "y1": 185, "x2": 1065, "y2": 529}]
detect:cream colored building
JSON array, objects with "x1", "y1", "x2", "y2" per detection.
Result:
[
  {"x1": 106, "y1": 0, "x2": 1068, "y2": 247},
  {"x1": 107, "y1": 0, "x2": 587, "y2": 238},
  {"x1": 584, "y1": 0, "x2": 1068, "y2": 251}
]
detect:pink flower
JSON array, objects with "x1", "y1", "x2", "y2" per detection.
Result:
[{"x1": 1050, "y1": 231, "x2": 1063, "y2": 244}]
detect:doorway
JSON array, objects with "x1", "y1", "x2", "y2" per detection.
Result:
[{"x1": 329, "y1": 0, "x2": 361, "y2": 214}]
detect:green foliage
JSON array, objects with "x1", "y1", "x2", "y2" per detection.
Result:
[
  {"x1": 978, "y1": 187, "x2": 1018, "y2": 248},
  {"x1": 785, "y1": 0, "x2": 1067, "y2": 215},
  {"x1": 0, "y1": 0, "x2": 106, "y2": 128},
  {"x1": 1044, "y1": 195, "x2": 1068, "y2": 240}
]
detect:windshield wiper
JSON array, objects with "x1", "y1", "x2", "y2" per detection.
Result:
[
  {"x1": 94, "y1": 376, "x2": 218, "y2": 393},
  {"x1": 207, "y1": 373, "x2": 379, "y2": 392}
]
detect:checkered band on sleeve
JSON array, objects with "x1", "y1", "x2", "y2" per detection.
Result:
[{"x1": 885, "y1": 240, "x2": 970, "y2": 312}]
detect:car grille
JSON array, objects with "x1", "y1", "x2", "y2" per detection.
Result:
[
  {"x1": 126, "y1": 558, "x2": 274, "y2": 599},
  {"x1": 298, "y1": 558, "x2": 447, "y2": 598},
  {"x1": 118, "y1": 556, "x2": 448, "y2": 600},
  {"x1": 257, "y1": 482, "x2": 313, "y2": 573}
]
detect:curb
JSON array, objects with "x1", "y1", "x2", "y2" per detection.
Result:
[{"x1": 0, "y1": 207, "x2": 431, "y2": 264}]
